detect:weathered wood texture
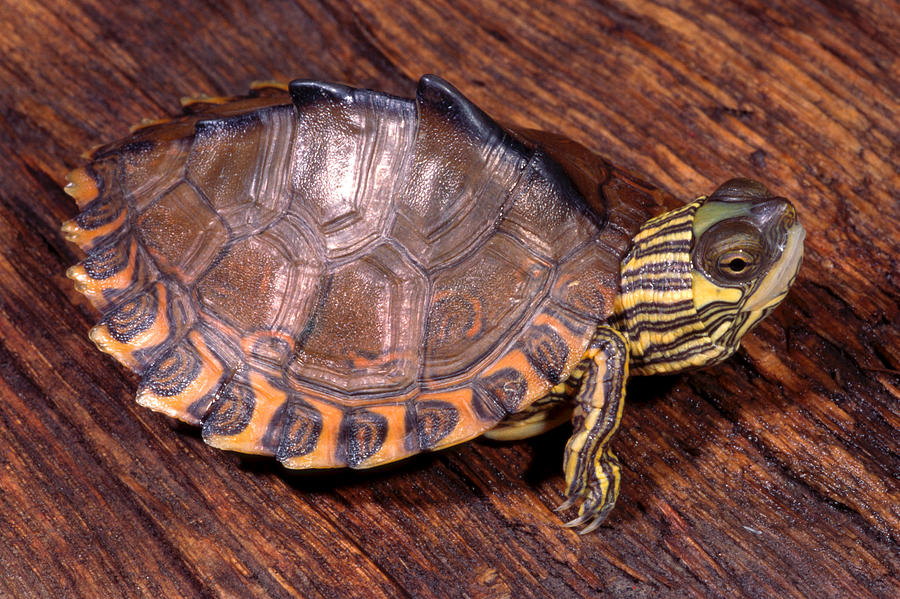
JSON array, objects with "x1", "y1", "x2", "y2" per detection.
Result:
[{"x1": 0, "y1": 1, "x2": 897, "y2": 597}]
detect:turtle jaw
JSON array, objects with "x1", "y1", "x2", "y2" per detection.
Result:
[{"x1": 741, "y1": 218, "x2": 805, "y2": 313}]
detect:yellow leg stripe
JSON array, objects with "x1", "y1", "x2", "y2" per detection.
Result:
[{"x1": 560, "y1": 325, "x2": 629, "y2": 531}]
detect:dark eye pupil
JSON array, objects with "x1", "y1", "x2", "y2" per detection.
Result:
[{"x1": 728, "y1": 258, "x2": 747, "y2": 271}]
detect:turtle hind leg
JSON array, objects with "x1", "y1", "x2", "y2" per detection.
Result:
[{"x1": 559, "y1": 326, "x2": 629, "y2": 534}]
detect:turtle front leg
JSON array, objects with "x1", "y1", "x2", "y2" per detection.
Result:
[{"x1": 559, "y1": 325, "x2": 629, "y2": 534}]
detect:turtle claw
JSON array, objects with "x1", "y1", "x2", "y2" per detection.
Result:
[
  {"x1": 563, "y1": 511, "x2": 591, "y2": 528},
  {"x1": 555, "y1": 496, "x2": 578, "y2": 513},
  {"x1": 578, "y1": 516, "x2": 605, "y2": 535},
  {"x1": 559, "y1": 449, "x2": 621, "y2": 532},
  {"x1": 560, "y1": 484, "x2": 617, "y2": 532}
]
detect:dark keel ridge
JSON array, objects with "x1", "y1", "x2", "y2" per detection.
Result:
[{"x1": 289, "y1": 74, "x2": 533, "y2": 160}]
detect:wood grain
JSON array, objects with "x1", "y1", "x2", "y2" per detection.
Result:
[{"x1": 0, "y1": 1, "x2": 897, "y2": 597}]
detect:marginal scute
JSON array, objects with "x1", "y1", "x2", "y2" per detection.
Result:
[
  {"x1": 595, "y1": 164, "x2": 664, "y2": 255},
  {"x1": 181, "y1": 92, "x2": 290, "y2": 117},
  {"x1": 63, "y1": 167, "x2": 100, "y2": 207},
  {"x1": 68, "y1": 237, "x2": 161, "y2": 312},
  {"x1": 136, "y1": 330, "x2": 227, "y2": 425},
  {"x1": 142, "y1": 342, "x2": 202, "y2": 398},
  {"x1": 471, "y1": 384, "x2": 507, "y2": 422},
  {"x1": 251, "y1": 80, "x2": 290, "y2": 93},
  {"x1": 202, "y1": 371, "x2": 296, "y2": 456},
  {"x1": 62, "y1": 162, "x2": 128, "y2": 250},
  {"x1": 202, "y1": 374, "x2": 256, "y2": 440},
  {"x1": 269, "y1": 394, "x2": 323, "y2": 462},
  {"x1": 552, "y1": 240, "x2": 621, "y2": 319},
  {"x1": 404, "y1": 389, "x2": 485, "y2": 451},
  {"x1": 520, "y1": 324, "x2": 570, "y2": 385},
  {"x1": 101, "y1": 287, "x2": 158, "y2": 343},
  {"x1": 80, "y1": 238, "x2": 132, "y2": 281},
  {"x1": 410, "y1": 400, "x2": 460, "y2": 450},
  {"x1": 476, "y1": 367, "x2": 529, "y2": 414},
  {"x1": 354, "y1": 404, "x2": 410, "y2": 467},
  {"x1": 338, "y1": 409, "x2": 388, "y2": 467},
  {"x1": 180, "y1": 94, "x2": 236, "y2": 109},
  {"x1": 278, "y1": 397, "x2": 345, "y2": 469},
  {"x1": 74, "y1": 192, "x2": 125, "y2": 235}
]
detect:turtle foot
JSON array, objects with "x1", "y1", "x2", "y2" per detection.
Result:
[{"x1": 560, "y1": 449, "x2": 621, "y2": 534}]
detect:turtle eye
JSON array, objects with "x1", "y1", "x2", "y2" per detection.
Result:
[
  {"x1": 715, "y1": 249, "x2": 758, "y2": 281},
  {"x1": 694, "y1": 219, "x2": 766, "y2": 286}
]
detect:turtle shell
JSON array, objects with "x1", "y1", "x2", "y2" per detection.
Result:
[{"x1": 63, "y1": 75, "x2": 660, "y2": 468}]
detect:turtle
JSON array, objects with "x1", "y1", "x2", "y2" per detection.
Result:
[{"x1": 62, "y1": 75, "x2": 804, "y2": 532}]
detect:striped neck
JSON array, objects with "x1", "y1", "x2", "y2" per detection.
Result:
[{"x1": 612, "y1": 200, "x2": 733, "y2": 376}]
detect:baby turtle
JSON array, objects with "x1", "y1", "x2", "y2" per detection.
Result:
[{"x1": 63, "y1": 75, "x2": 804, "y2": 531}]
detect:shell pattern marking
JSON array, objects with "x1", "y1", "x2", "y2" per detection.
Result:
[{"x1": 64, "y1": 75, "x2": 654, "y2": 469}]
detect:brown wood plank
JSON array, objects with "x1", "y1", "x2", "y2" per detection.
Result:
[{"x1": 0, "y1": 1, "x2": 897, "y2": 597}]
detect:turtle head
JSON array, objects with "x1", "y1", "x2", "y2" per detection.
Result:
[{"x1": 614, "y1": 178, "x2": 804, "y2": 375}]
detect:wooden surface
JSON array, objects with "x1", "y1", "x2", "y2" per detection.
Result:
[{"x1": 1, "y1": 1, "x2": 898, "y2": 597}]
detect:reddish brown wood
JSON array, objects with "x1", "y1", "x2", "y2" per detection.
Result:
[{"x1": 0, "y1": 1, "x2": 897, "y2": 597}]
